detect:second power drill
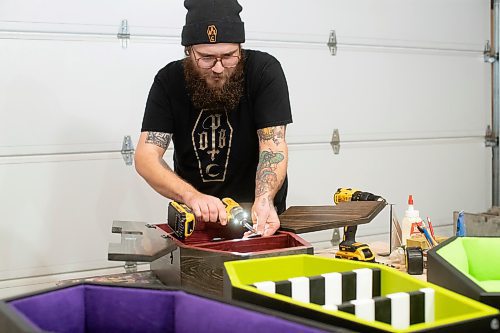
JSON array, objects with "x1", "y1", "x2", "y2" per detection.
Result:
[{"x1": 333, "y1": 188, "x2": 385, "y2": 262}]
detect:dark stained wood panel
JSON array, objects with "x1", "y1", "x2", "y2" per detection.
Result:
[
  {"x1": 149, "y1": 224, "x2": 313, "y2": 297},
  {"x1": 180, "y1": 240, "x2": 313, "y2": 297},
  {"x1": 279, "y1": 201, "x2": 386, "y2": 234}
]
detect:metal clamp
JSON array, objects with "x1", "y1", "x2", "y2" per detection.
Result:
[
  {"x1": 327, "y1": 30, "x2": 337, "y2": 56},
  {"x1": 330, "y1": 129, "x2": 340, "y2": 154},
  {"x1": 121, "y1": 135, "x2": 135, "y2": 166},
  {"x1": 484, "y1": 41, "x2": 498, "y2": 64},
  {"x1": 117, "y1": 19, "x2": 130, "y2": 49}
]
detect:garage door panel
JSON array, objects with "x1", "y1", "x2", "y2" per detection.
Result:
[
  {"x1": 262, "y1": 46, "x2": 490, "y2": 144},
  {"x1": 0, "y1": 0, "x2": 184, "y2": 35},
  {"x1": 1, "y1": 0, "x2": 488, "y2": 48},
  {"x1": 0, "y1": 151, "x2": 173, "y2": 281},
  {"x1": 0, "y1": 39, "x2": 183, "y2": 156},
  {"x1": 241, "y1": 0, "x2": 488, "y2": 47},
  {"x1": 287, "y1": 139, "x2": 491, "y2": 236}
]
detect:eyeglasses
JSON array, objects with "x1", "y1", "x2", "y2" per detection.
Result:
[{"x1": 192, "y1": 48, "x2": 241, "y2": 69}]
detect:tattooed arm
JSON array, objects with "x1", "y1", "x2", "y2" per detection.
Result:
[
  {"x1": 135, "y1": 131, "x2": 227, "y2": 224},
  {"x1": 249, "y1": 125, "x2": 288, "y2": 237}
]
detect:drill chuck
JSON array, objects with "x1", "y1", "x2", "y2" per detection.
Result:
[{"x1": 222, "y1": 198, "x2": 257, "y2": 235}]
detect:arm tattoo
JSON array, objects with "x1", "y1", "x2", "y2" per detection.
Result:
[
  {"x1": 145, "y1": 132, "x2": 172, "y2": 149},
  {"x1": 257, "y1": 126, "x2": 285, "y2": 145},
  {"x1": 255, "y1": 149, "x2": 285, "y2": 196}
]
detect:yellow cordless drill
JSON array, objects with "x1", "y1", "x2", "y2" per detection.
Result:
[
  {"x1": 333, "y1": 188, "x2": 385, "y2": 262},
  {"x1": 167, "y1": 197, "x2": 256, "y2": 240},
  {"x1": 221, "y1": 198, "x2": 258, "y2": 235}
]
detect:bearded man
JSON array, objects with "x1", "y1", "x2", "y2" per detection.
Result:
[{"x1": 135, "y1": 0, "x2": 292, "y2": 237}]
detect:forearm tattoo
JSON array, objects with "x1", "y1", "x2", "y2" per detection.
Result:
[
  {"x1": 255, "y1": 149, "x2": 285, "y2": 196},
  {"x1": 257, "y1": 126, "x2": 285, "y2": 145},
  {"x1": 145, "y1": 132, "x2": 172, "y2": 149}
]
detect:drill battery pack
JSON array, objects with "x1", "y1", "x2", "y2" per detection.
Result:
[{"x1": 168, "y1": 201, "x2": 195, "y2": 240}]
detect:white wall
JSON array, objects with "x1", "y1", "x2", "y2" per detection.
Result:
[{"x1": 0, "y1": 0, "x2": 492, "y2": 282}]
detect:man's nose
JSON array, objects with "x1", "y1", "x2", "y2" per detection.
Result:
[{"x1": 211, "y1": 59, "x2": 224, "y2": 74}]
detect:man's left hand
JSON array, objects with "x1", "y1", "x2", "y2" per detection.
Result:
[{"x1": 245, "y1": 197, "x2": 280, "y2": 237}]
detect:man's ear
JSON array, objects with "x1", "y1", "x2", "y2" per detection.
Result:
[{"x1": 184, "y1": 46, "x2": 192, "y2": 56}]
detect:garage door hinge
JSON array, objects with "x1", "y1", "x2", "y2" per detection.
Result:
[
  {"x1": 121, "y1": 135, "x2": 135, "y2": 166},
  {"x1": 485, "y1": 125, "x2": 498, "y2": 147},
  {"x1": 117, "y1": 19, "x2": 130, "y2": 49},
  {"x1": 327, "y1": 30, "x2": 337, "y2": 56},
  {"x1": 484, "y1": 41, "x2": 498, "y2": 63},
  {"x1": 330, "y1": 129, "x2": 340, "y2": 154}
]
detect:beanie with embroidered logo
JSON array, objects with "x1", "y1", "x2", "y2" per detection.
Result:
[{"x1": 181, "y1": 0, "x2": 245, "y2": 46}]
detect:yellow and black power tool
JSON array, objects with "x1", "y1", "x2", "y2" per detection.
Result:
[
  {"x1": 168, "y1": 201, "x2": 196, "y2": 240},
  {"x1": 167, "y1": 197, "x2": 256, "y2": 240},
  {"x1": 221, "y1": 198, "x2": 257, "y2": 235},
  {"x1": 333, "y1": 188, "x2": 385, "y2": 262}
]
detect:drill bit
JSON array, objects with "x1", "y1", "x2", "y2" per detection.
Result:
[{"x1": 243, "y1": 221, "x2": 258, "y2": 234}]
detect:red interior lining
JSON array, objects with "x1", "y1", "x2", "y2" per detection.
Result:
[{"x1": 156, "y1": 224, "x2": 304, "y2": 253}]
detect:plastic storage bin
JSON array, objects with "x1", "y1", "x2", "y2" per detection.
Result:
[{"x1": 224, "y1": 254, "x2": 500, "y2": 332}]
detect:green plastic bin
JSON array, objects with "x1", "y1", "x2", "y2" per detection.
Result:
[
  {"x1": 428, "y1": 236, "x2": 500, "y2": 309},
  {"x1": 224, "y1": 254, "x2": 500, "y2": 333}
]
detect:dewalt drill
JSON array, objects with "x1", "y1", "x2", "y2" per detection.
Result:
[
  {"x1": 333, "y1": 188, "x2": 385, "y2": 262},
  {"x1": 167, "y1": 197, "x2": 256, "y2": 240},
  {"x1": 221, "y1": 198, "x2": 257, "y2": 235}
]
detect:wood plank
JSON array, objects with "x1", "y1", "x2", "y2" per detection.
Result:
[
  {"x1": 180, "y1": 238, "x2": 313, "y2": 297},
  {"x1": 279, "y1": 201, "x2": 386, "y2": 234}
]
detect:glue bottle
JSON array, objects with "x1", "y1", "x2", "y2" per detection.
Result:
[{"x1": 401, "y1": 195, "x2": 423, "y2": 246}]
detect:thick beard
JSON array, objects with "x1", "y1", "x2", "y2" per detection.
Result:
[{"x1": 183, "y1": 54, "x2": 245, "y2": 112}]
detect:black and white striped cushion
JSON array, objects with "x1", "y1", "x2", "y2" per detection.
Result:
[
  {"x1": 251, "y1": 270, "x2": 434, "y2": 329},
  {"x1": 327, "y1": 288, "x2": 435, "y2": 329},
  {"x1": 252, "y1": 268, "x2": 381, "y2": 305}
]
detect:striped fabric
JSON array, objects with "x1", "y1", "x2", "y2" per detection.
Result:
[
  {"x1": 251, "y1": 270, "x2": 434, "y2": 329},
  {"x1": 333, "y1": 289, "x2": 434, "y2": 328},
  {"x1": 328, "y1": 288, "x2": 434, "y2": 329},
  {"x1": 252, "y1": 268, "x2": 381, "y2": 305}
]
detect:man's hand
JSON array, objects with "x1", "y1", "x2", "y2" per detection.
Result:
[
  {"x1": 183, "y1": 192, "x2": 227, "y2": 225},
  {"x1": 246, "y1": 196, "x2": 280, "y2": 237}
]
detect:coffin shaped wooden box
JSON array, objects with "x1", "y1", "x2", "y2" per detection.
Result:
[
  {"x1": 108, "y1": 201, "x2": 385, "y2": 297},
  {"x1": 109, "y1": 221, "x2": 312, "y2": 297}
]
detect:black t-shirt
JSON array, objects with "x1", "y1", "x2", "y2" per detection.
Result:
[{"x1": 141, "y1": 49, "x2": 292, "y2": 213}]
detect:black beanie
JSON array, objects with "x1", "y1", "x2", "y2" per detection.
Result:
[{"x1": 181, "y1": 0, "x2": 245, "y2": 46}]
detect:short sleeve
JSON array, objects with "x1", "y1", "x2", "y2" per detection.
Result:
[
  {"x1": 141, "y1": 74, "x2": 174, "y2": 133},
  {"x1": 253, "y1": 60, "x2": 292, "y2": 129}
]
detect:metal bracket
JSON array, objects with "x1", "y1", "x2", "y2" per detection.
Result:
[
  {"x1": 121, "y1": 135, "x2": 135, "y2": 166},
  {"x1": 485, "y1": 125, "x2": 499, "y2": 147},
  {"x1": 330, "y1": 228, "x2": 340, "y2": 247},
  {"x1": 484, "y1": 40, "x2": 498, "y2": 63},
  {"x1": 327, "y1": 30, "x2": 337, "y2": 56},
  {"x1": 330, "y1": 129, "x2": 340, "y2": 154},
  {"x1": 124, "y1": 261, "x2": 137, "y2": 273},
  {"x1": 117, "y1": 19, "x2": 130, "y2": 49}
]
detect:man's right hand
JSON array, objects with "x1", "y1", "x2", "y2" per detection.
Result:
[{"x1": 183, "y1": 192, "x2": 228, "y2": 225}]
